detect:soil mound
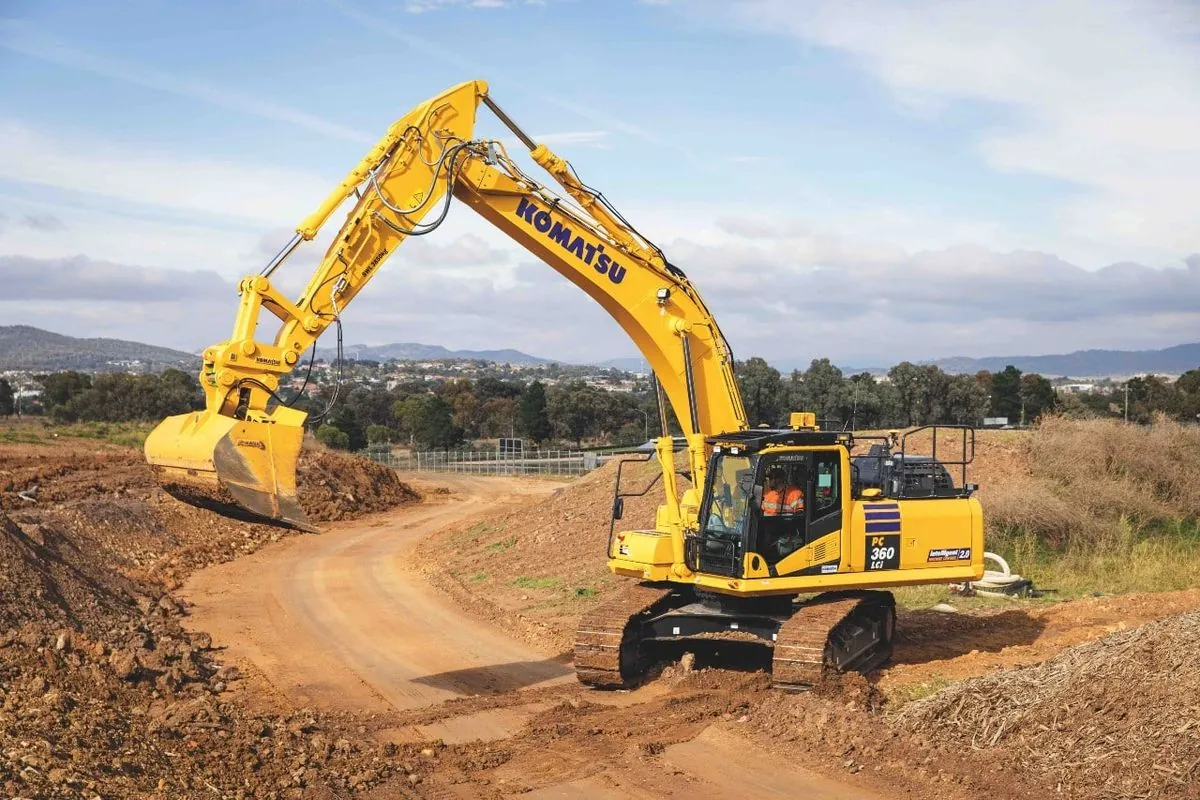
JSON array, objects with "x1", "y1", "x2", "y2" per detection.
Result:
[
  {"x1": 0, "y1": 438, "x2": 429, "y2": 798},
  {"x1": 420, "y1": 458, "x2": 677, "y2": 651},
  {"x1": 0, "y1": 511, "x2": 140, "y2": 632},
  {"x1": 0, "y1": 441, "x2": 419, "y2": 525},
  {"x1": 896, "y1": 610, "x2": 1200, "y2": 799},
  {"x1": 297, "y1": 447, "x2": 420, "y2": 522}
]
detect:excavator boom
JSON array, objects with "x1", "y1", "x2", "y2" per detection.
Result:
[{"x1": 143, "y1": 79, "x2": 747, "y2": 533}]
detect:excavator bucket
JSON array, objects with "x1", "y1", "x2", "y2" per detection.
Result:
[{"x1": 143, "y1": 409, "x2": 316, "y2": 532}]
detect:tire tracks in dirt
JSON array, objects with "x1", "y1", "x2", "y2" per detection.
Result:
[{"x1": 178, "y1": 474, "x2": 897, "y2": 799}]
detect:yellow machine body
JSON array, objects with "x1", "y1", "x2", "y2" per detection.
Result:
[{"x1": 607, "y1": 443, "x2": 984, "y2": 596}]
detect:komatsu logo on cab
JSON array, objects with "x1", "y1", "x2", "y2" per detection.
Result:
[{"x1": 514, "y1": 198, "x2": 627, "y2": 285}]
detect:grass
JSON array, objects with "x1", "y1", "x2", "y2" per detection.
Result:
[
  {"x1": 885, "y1": 676, "x2": 955, "y2": 705},
  {"x1": 890, "y1": 417, "x2": 1200, "y2": 609},
  {"x1": 485, "y1": 535, "x2": 518, "y2": 553},
  {"x1": 973, "y1": 415, "x2": 1200, "y2": 599},
  {"x1": 512, "y1": 576, "x2": 559, "y2": 590},
  {"x1": 469, "y1": 571, "x2": 489, "y2": 583},
  {"x1": 987, "y1": 517, "x2": 1200, "y2": 598},
  {"x1": 0, "y1": 420, "x2": 154, "y2": 448},
  {"x1": 451, "y1": 521, "x2": 506, "y2": 545}
]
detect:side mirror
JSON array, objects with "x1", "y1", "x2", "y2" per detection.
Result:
[{"x1": 612, "y1": 497, "x2": 625, "y2": 521}]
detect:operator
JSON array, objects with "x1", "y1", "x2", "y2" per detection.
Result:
[{"x1": 761, "y1": 466, "x2": 804, "y2": 516}]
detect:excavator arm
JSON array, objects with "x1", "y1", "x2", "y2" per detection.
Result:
[{"x1": 143, "y1": 79, "x2": 748, "y2": 547}]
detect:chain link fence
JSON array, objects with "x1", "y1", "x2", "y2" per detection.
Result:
[{"x1": 358, "y1": 448, "x2": 609, "y2": 477}]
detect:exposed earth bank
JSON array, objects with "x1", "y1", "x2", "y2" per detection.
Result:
[{"x1": 2, "y1": 429, "x2": 1199, "y2": 799}]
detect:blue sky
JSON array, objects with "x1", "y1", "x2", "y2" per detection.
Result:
[{"x1": 1, "y1": 0, "x2": 1198, "y2": 367}]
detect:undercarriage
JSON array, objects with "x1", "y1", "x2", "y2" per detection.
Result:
[{"x1": 573, "y1": 584, "x2": 896, "y2": 690}]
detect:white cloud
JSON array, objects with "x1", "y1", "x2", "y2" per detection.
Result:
[
  {"x1": 701, "y1": 0, "x2": 1200, "y2": 257},
  {"x1": 0, "y1": 123, "x2": 333, "y2": 229},
  {"x1": 5, "y1": 230, "x2": 1196, "y2": 365}
]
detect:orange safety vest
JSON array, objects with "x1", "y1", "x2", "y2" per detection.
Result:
[{"x1": 762, "y1": 487, "x2": 804, "y2": 516}]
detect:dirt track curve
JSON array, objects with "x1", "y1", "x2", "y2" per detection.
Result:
[{"x1": 179, "y1": 474, "x2": 892, "y2": 800}]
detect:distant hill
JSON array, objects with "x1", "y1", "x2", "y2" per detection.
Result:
[
  {"x1": 929, "y1": 343, "x2": 1200, "y2": 378},
  {"x1": 320, "y1": 342, "x2": 550, "y2": 365},
  {"x1": 0, "y1": 326, "x2": 200, "y2": 372},
  {"x1": 595, "y1": 356, "x2": 650, "y2": 373}
]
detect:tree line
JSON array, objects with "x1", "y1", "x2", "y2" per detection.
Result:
[
  {"x1": 735, "y1": 358, "x2": 1058, "y2": 429},
  {"x1": 5, "y1": 358, "x2": 1198, "y2": 450}
]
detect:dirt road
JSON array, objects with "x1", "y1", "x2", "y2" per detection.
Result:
[
  {"x1": 180, "y1": 474, "x2": 570, "y2": 714},
  {"x1": 180, "y1": 473, "x2": 893, "y2": 800}
]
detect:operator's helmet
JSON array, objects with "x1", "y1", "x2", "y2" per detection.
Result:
[{"x1": 766, "y1": 465, "x2": 787, "y2": 483}]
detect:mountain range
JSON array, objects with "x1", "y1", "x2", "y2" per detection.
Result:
[
  {"x1": 922, "y1": 342, "x2": 1200, "y2": 378},
  {"x1": 318, "y1": 342, "x2": 550, "y2": 365},
  {"x1": 1, "y1": 326, "x2": 1196, "y2": 379},
  {"x1": 0, "y1": 326, "x2": 200, "y2": 372}
]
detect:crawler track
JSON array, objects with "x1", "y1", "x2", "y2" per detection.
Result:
[
  {"x1": 771, "y1": 592, "x2": 895, "y2": 690},
  {"x1": 573, "y1": 583, "x2": 679, "y2": 688}
]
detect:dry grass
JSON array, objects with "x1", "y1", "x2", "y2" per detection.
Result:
[
  {"x1": 895, "y1": 610, "x2": 1200, "y2": 799},
  {"x1": 981, "y1": 414, "x2": 1200, "y2": 596}
]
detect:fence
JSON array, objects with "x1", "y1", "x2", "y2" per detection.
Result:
[{"x1": 359, "y1": 448, "x2": 608, "y2": 477}]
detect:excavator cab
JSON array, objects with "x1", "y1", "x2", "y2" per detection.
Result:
[{"x1": 685, "y1": 427, "x2": 853, "y2": 581}]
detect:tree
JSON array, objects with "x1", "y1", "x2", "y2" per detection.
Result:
[
  {"x1": 1019, "y1": 373, "x2": 1058, "y2": 423},
  {"x1": 790, "y1": 358, "x2": 845, "y2": 425},
  {"x1": 990, "y1": 365, "x2": 1023, "y2": 421},
  {"x1": 915, "y1": 365, "x2": 951, "y2": 424},
  {"x1": 37, "y1": 371, "x2": 92, "y2": 411},
  {"x1": 845, "y1": 373, "x2": 885, "y2": 429},
  {"x1": 1177, "y1": 369, "x2": 1200, "y2": 397},
  {"x1": 887, "y1": 362, "x2": 924, "y2": 426},
  {"x1": 548, "y1": 382, "x2": 600, "y2": 447},
  {"x1": 518, "y1": 380, "x2": 552, "y2": 444},
  {"x1": 366, "y1": 424, "x2": 393, "y2": 444},
  {"x1": 945, "y1": 374, "x2": 990, "y2": 424},
  {"x1": 328, "y1": 406, "x2": 367, "y2": 451},
  {"x1": 315, "y1": 424, "x2": 350, "y2": 450},
  {"x1": 415, "y1": 394, "x2": 463, "y2": 449},
  {"x1": 341, "y1": 385, "x2": 400, "y2": 428},
  {"x1": 1124, "y1": 374, "x2": 1173, "y2": 423},
  {"x1": 0, "y1": 378, "x2": 13, "y2": 417},
  {"x1": 51, "y1": 371, "x2": 203, "y2": 423},
  {"x1": 479, "y1": 397, "x2": 518, "y2": 439},
  {"x1": 1175, "y1": 369, "x2": 1200, "y2": 423},
  {"x1": 736, "y1": 357, "x2": 785, "y2": 427}
]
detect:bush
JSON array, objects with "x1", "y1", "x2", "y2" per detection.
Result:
[
  {"x1": 315, "y1": 424, "x2": 351, "y2": 450},
  {"x1": 366, "y1": 424, "x2": 393, "y2": 444}
]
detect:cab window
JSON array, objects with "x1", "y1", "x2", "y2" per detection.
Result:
[{"x1": 811, "y1": 452, "x2": 839, "y2": 519}]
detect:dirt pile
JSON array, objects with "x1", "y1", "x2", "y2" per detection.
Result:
[
  {"x1": 0, "y1": 510, "x2": 144, "y2": 633},
  {"x1": 0, "y1": 437, "x2": 425, "y2": 798},
  {"x1": 896, "y1": 610, "x2": 1200, "y2": 799},
  {"x1": 297, "y1": 447, "x2": 420, "y2": 521},
  {"x1": 0, "y1": 444, "x2": 153, "y2": 512},
  {"x1": 0, "y1": 622, "x2": 417, "y2": 798}
]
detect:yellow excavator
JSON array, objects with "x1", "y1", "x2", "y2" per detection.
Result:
[{"x1": 143, "y1": 80, "x2": 985, "y2": 689}]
